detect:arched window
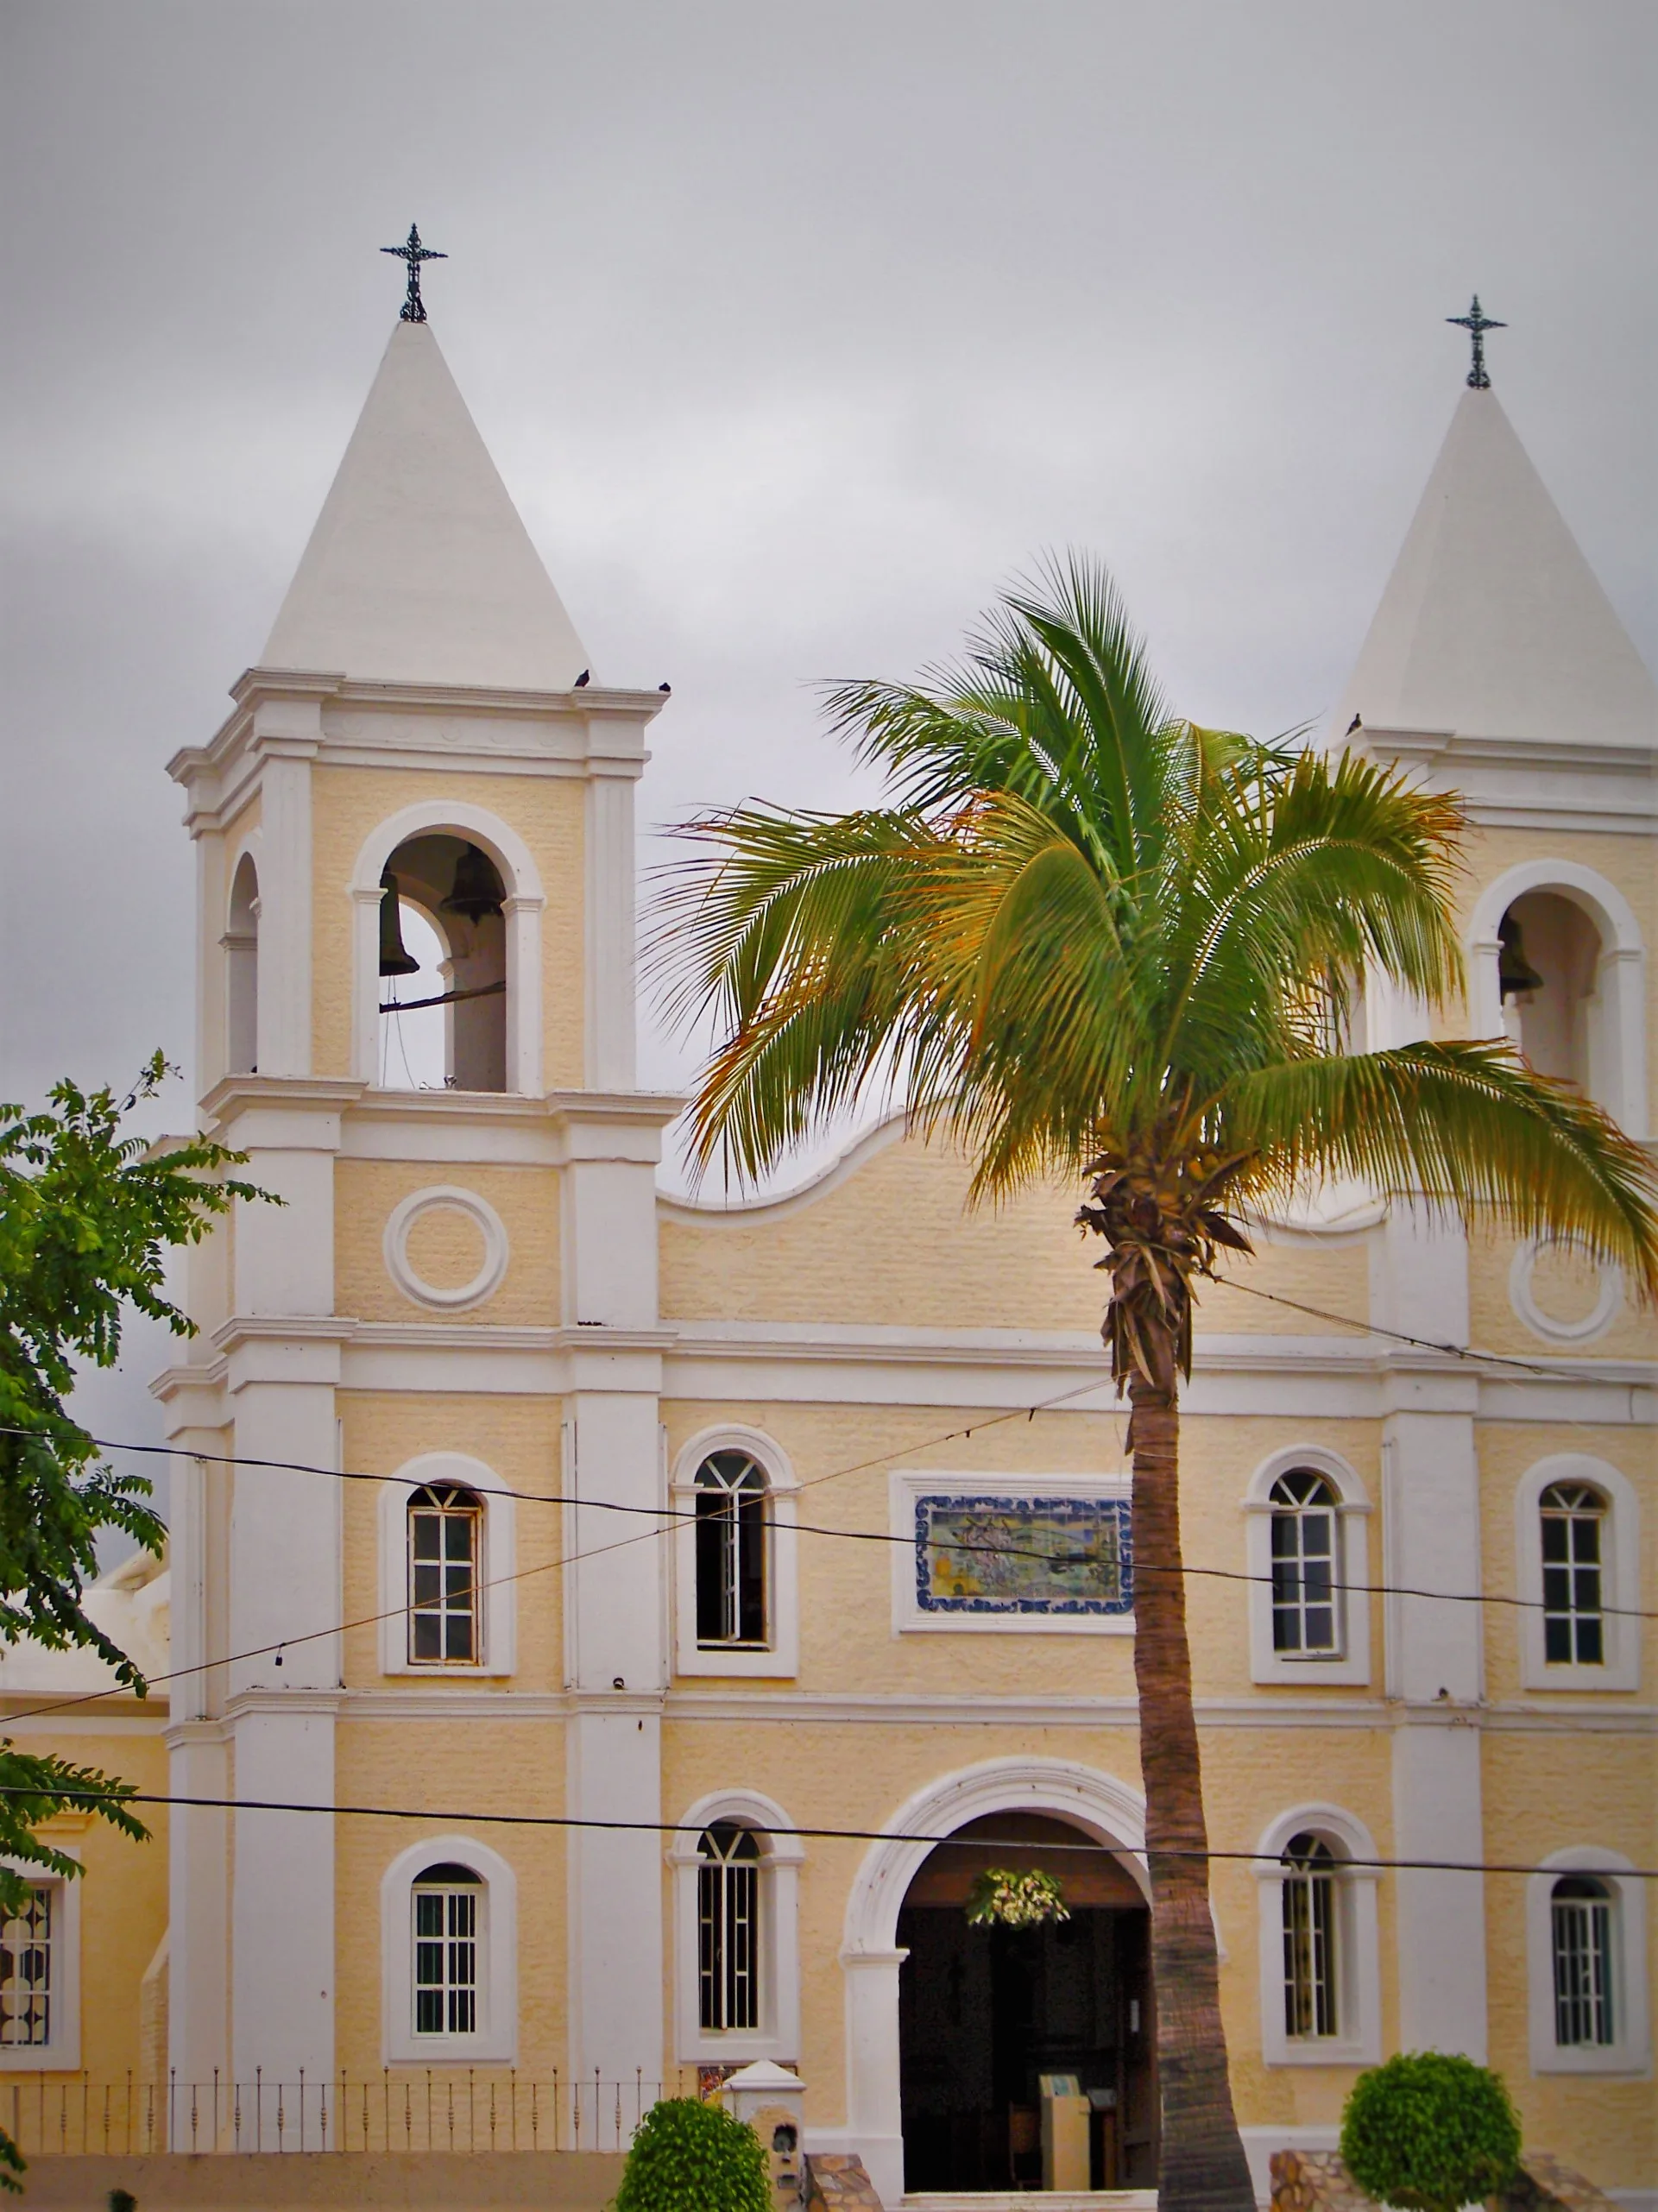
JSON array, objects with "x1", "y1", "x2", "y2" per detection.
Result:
[
  {"x1": 408, "y1": 1484, "x2": 483, "y2": 1665},
  {"x1": 696, "y1": 1453, "x2": 767, "y2": 1648},
  {"x1": 376, "y1": 833, "x2": 508, "y2": 1093},
  {"x1": 380, "y1": 1836, "x2": 517, "y2": 2064},
  {"x1": 0, "y1": 1886, "x2": 53, "y2": 2049},
  {"x1": 1281, "y1": 1834, "x2": 1340, "y2": 2039},
  {"x1": 1551, "y1": 1875, "x2": 1615, "y2": 2049},
  {"x1": 1539, "y1": 1482, "x2": 1606, "y2": 1666},
  {"x1": 1498, "y1": 892, "x2": 1602, "y2": 1094},
  {"x1": 698, "y1": 1824, "x2": 762, "y2": 2032},
  {"x1": 412, "y1": 1862, "x2": 482, "y2": 2037},
  {"x1": 1270, "y1": 1472, "x2": 1340, "y2": 1656},
  {"x1": 225, "y1": 851, "x2": 260, "y2": 1074},
  {"x1": 1254, "y1": 1807, "x2": 1380, "y2": 2065}
]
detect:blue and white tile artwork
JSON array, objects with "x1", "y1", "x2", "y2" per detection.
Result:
[{"x1": 913, "y1": 1492, "x2": 1133, "y2": 1616}]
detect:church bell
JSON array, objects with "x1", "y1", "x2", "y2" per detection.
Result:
[
  {"x1": 440, "y1": 845, "x2": 506, "y2": 923},
  {"x1": 1497, "y1": 911, "x2": 1543, "y2": 1002},
  {"x1": 378, "y1": 871, "x2": 421, "y2": 977}
]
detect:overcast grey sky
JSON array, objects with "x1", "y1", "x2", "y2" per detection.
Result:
[{"x1": 3, "y1": 1, "x2": 1654, "y2": 1476}]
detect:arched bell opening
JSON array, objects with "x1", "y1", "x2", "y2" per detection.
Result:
[
  {"x1": 1499, "y1": 889, "x2": 1603, "y2": 1096},
  {"x1": 224, "y1": 851, "x2": 260, "y2": 1074},
  {"x1": 376, "y1": 834, "x2": 508, "y2": 1093},
  {"x1": 896, "y1": 1812, "x2": 1156, "y2": 2194}
]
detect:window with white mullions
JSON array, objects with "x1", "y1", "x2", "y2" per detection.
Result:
[
  {"x1": 408, "y1": 1484, "x2": 482, "y2": 1664},
  {"x1": 0, "y1": 1888, "x2": 51, "y2": 2048},
  {"x1": 1540, "y1": 1482, "x2": 1605, "y2": 1666},
  {"x1": 413, "y1": 1863, "x2": 482, "y2": 2037},
  {"x1": 1270, "y1": 1471, "x2": 1340, "y2": 1655},
  {"x1": 1282, "y1": 1834, "x2": 1339, "y2": 2039},
  {"x1": 698, "y1": 1824, "x2": 761, "y2": 2031},
  {"x1": 695, "y1": 1453, "x2": 768, "y2": 1647},
  {"x1": 1552, "y1": 1876, "x2": 1615, "y2": 2048}
]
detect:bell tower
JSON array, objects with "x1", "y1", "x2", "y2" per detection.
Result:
[{"x1": 156, "y1": 290, "x2": 678, "y2": 2119}]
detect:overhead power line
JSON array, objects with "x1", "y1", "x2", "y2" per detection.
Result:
[{"x1": 0, "y1": 1781, "x2": 1648, "y2": 1881}]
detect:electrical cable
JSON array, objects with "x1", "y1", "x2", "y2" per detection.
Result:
[{"x1": 0, "y1": 1780, "x2": 1649, "y2": 1881}]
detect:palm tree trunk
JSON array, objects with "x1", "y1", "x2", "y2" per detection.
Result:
[{"x1": 1129, "y1": 1363, "x2": 1257, "y2": 2212}]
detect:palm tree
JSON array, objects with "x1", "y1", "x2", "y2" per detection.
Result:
[{"x1": 653, "y1": 558, "x2": 1658, "y2": 2212}]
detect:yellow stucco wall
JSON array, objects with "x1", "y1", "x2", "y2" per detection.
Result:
[{"x1": 335, "y1": 1161, "x2": 561, "y2": 1327}]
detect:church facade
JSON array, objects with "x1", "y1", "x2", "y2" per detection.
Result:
[{"x1": 2, "y1": 313, "x2": 1652, "y2": 2206}]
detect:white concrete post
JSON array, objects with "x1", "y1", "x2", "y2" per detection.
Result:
[{"x1": 840, "y1": 1950, "x2": 907, "y2": 2209}]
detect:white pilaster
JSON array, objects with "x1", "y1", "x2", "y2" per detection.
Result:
[
  {"x1": 841, "y1": 1950, "x2": 907, "y2": 2208},
  {"x1": 584, "y1": 771, "x2": 639, "y2": 1090},
  {"x1": 230, "y1": 1698, "x2": 338, "y2": 2104},
  {"x1": 252, "y1": 744, "x2": 315, "y2": 1078},
  {"x1": 166, "y1": 1725, "x2": 230, "y2": 2108}
]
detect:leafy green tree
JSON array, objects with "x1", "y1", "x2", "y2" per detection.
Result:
[
  {"x1": 0, "y1": 1054, "x2": 261, "y2": 2184},
  {"x1": 655, "y1": 558, "x2": 1658, "y2": 2212},
  {"x1": 614, "y1": 2097, "x2": 772, "y2": 2212},
  {"x1": 1341, "y1": 2051, "x2": 1522, "y2": 2212}
]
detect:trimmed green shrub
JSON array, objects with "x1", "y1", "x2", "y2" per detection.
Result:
[
  {"x1": 1341, "y1": 2051, "x2": 1522, "y2": 2212},
  {"x1": 614, "y1": 2096, "x2": 772, "y2": 2212}
]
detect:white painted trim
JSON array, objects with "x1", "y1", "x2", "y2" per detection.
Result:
[
  {"x1": 671, "y1": 1426, "x2": 799, "y2": 1680},
  {"x1": 667, "y1": 1787, "x2": 804, "y2": 2064},
  {"x1": 1508, "y1": 1236, "x2": 1624, "y2": 1345},
  {"x1": 1525, "y1": 1845, "x2": 1650, "y2": 2076},
  {"x1": 0, "y1": 1850, "x2": 81, "y2": 2070},
  {"x1": 659, "y1": 1114, "x2": 909, "y2": 1224},
  {"x1": 1466, "y1": 857, "x2": 1648, "y2": 1138},
  {"x1": 888, "y1": 1470, "x2": 1133, "y2": 1635},
  {"x1": 347, "y1": 800, "x2": 546, "y2": 1095},
  {"x1": 1251, "y1": 1805, "x2": 1382, "y2": 2067},
  {"x1": 376, "y1": 1456, "x2": 517, "y2": 1679},
  {"x1": 1242, "y1": 1446, "x2": 1372, "y2": 1686},
  {"x1": 1514, "y1": 1453, "x2": 1642, "y2": 1692},
  {"x1": 380, "y1": 1833, "x2": 518, "y2": 2065},
  {"x1": 382, "y1": 1184, "x2": 510, "y2": 1311}
]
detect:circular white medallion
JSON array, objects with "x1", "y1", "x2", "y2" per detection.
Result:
[
  {"x1": 1508, "y1": 1235, "x2": 1622, "y2": 1345},
  {"x1": 382, "y1": 1185, "x2": 509, "y2": 1311}
]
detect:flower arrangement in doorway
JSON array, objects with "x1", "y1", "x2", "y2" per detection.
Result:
[{"x1": 966, "y1": 1868, "x2": 1070, "y2": 1928}]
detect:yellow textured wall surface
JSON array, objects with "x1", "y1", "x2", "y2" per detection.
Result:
[
  {"x1": 1480, "y1": 1733, "x2": 1657, "y2": 2189},
  {"x1": 1477, "y1": 1422, "x2": 1652, "y2": 1703},
  {"x1": 308, "y1": 766, "x2": 584, "y2": 1087},
  {"x1": 333, "y1": 1719, "x2": 568, "y2": 2081},
  {"x1": 658, "y1": 1717, "x2": 1396, "y2": 2130},
  {"x1": 16, "y1": 1730, "x2": 170, "y2": 2082},
  {"x1": 338, "y1": 1395, "x2": 565, "y2": 1691},
  {"x1": 665, "y1": 1401, "x2": 1381, "y2": 1704},
  {"x1": 1466, "y1": 1219, "x2": 1654, "y2": 1364},
  {"x1": 661, "y1": 1132, "x2": 1371, "y2": 1338},
  {"x1": 334, "y1": 1160, "x2": 561, "y2": 1326}
]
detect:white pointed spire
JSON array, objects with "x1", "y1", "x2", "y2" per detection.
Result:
[
  {"x1": 1334, "y1": 388, "x2": 1656, "y2": 750},
  {"x1": 261, "y1": 321, "x2": 588, "y2": 691}
]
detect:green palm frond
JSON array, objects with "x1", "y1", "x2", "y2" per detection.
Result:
[{"x1": 1226, "y1": 1042, "x2": 1658, "y2": 1300}]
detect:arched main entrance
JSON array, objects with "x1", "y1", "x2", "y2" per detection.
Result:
[
  {"x1": 841, "y1": 1758, "x2": 1155, "y2": 2205},
  {"x1": 898, "y1": 1813, "x2": 1156, "y2": 2192}
]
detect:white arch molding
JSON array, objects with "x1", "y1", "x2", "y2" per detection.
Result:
[
  {"x1": 379, "y1": 1832, "x2": 518, "y2": 2063},
  {"x1": 837, "y1": 1757, "x2": 1149, "y2": 2203},
  {"x1": 1466, "y1": 858, "x2": 1647, "y2": 1138},
  {"x1": 350, "y1": 801, "x2": 547, "y2": 1095}
]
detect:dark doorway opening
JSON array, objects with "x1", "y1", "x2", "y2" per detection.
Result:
[{"x1": 898, "y1": 1814, "x2": 1157, "y2": 2195}]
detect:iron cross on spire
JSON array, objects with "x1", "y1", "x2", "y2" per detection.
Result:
[
  {"x1": 381, "y1": 223, "x2": 446, "y2": 324},
  {"x1": 1447, "y1": 293, "x2": 1506, "y2": 389}
]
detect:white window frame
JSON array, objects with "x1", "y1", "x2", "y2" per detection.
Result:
[
  {"x1": 1253, "y1": 1806, "x2": 1381, "y2": 2067},
  {"x1": 888, "y1": 1470, "x2": 1134, "y2": 1635},
  {"x1": 1526, "y1": 1847, "x2": 1650, "y2": 2077},
  {"x1": 377, "y1": 1454, "x2": 516, "y2": 1679},
  {"x1": 672, "y1": 1428, "x2": 798, "y2": 1679},
  {"x1": 0, "y1": 1853, "x2": 80, "y2": 2070},
  {"x1": 669, "y1": 1789, "x2": 803, "y2": 2065},
  {"x1": 1244, "y1": 1447, "x2": 1372, "y2": 1686},
  {"x1": 1514, "y1": 1455, "x2": 1641, "y2": 1692},
  {"x1": 380, "y1": 1835, "x2": 517, "y2": 2064}
]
